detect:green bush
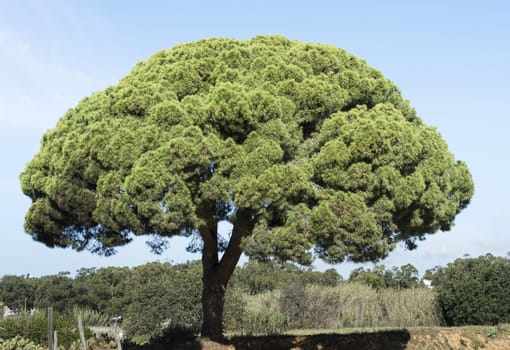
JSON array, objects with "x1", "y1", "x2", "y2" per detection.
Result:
[
  {"x1": 436, "y1": 254, "x2": 510, "y2": 326},
  {"x1": 123, "y1": 262, "x2": 203, "y2": 343}
]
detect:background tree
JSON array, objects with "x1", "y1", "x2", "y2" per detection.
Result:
[
  {"x1": 388, "y1": 264, "x2": 421, "y2": 289},
  {"x1": 302, "y1": 268, "x2": 343, "y2": 286},
  {"x1": 349, "y1": 264, "x2": 421, "y2": 289},
  {"x1": 73, "y1": 266, "x2": 131, "y2": 315},
  {"x1": 423, "y1": 265, "x2": 448, "y2": 287},
  {"x1": 231, "y1": 261, "x2": 342, "y2": 295},
  {"x1": 34, "y1": 272, "x2": 74, "y2": 312},
  {"x1": 230, "y1": 261, "x2": 291, "y2": 294},
  {"x1": 20, "y1": 35, "x2": 474, "y2": 337},
  {"x1": 0, "y1": 275, "x2": 36, "y2": 312},
  {"x1": 349, "y1": 265, "x2": 387, "y2": 289}
]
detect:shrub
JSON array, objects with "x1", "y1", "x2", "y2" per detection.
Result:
[
  {"x1": 122, "y1": 263, "x2": 202, "y2": 343},
  {"x1": 436, "y1": 254, "x2": 510, "y2": 326}
]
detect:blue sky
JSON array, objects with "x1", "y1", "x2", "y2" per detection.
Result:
[{"x1": 1, "y1": 1, "x2": 509, "y2": 278}]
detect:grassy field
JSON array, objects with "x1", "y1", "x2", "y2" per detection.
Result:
[{"x1": 123, "y1": 325, "x2": 510, "y2": 350}]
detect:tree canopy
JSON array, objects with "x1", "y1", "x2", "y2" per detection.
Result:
[{"x1": 20, "y1": 35, "x2": 474, "y2": 336}]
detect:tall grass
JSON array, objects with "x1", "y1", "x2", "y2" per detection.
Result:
[
  {"x1": 292, "y1": 284, "x2": 441, "y2": 329},
  {"x1": 234, "y1": 290, "x2": 289, "y2": 335},
  {"x1": 232, "y1": 283, "x2": 442, "y2": 334},
  {"x1": 376, "y1": 287, "x2": 442, "y2": 328}
]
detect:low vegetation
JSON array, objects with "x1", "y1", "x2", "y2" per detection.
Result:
[
  {"x1": 0, "y1": 309, "x2": 95, "y2": 349},
  {"x1": 1, "y1": 336, "x2": 46, "y2": 350}
]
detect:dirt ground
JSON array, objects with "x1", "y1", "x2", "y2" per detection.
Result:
[
  {"x1": 122, "y1": 325, "x2": 510, "y2": 350},
  {"x1": 407, "y1": 326, "x2": 510, "y2": 350}
]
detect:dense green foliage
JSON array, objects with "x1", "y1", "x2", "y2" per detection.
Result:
[
  {"x1": 434, "y1": 254, "x2": 510, "y2": 326},
  {"x1": 122, "y1": 262, "x2": 203, "y2": 342},
  {"x1": 0, "y1": 263, "x2": 202, "y2": 345},
  {"x1": 20, "y1": 36, "x2": 473, "y2": 336}
]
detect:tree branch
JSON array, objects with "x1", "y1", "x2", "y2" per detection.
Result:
[{"x1": 217, "y1": 208, "x2": 254, "y2": 284}]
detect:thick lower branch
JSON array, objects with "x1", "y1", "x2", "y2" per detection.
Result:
[{"x1": 216, "y1": 208, "x2": 254, "y2": 283}]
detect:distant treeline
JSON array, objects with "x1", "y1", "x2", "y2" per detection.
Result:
[{"x1": 0, "y1": 260, "x2": 425, "y2": 316}]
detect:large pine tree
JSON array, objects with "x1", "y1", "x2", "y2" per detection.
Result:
[{"x1": 21, "y1": 36, "x2": 473, "y2": 337}]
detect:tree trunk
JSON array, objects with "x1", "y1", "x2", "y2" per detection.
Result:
[
  {"x1": 200, "y1": 234, "x2": 238, "y2": 339},
  {"x1": 201, "y1": 274, "x2": 227, "y2": 339},
  {"x1": 198, "y1": 208, "x2": 253, "y2": 339}
]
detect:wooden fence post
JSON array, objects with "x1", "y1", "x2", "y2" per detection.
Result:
[
  {"x1": 113, "y1": 322, "x2": 122, "y2": 350},
  {"x1": 47, "y1": 307, "x2": 53, "y2": 350},
  {"x1": 53, "y1": 331, "x2": 58, "y2": 350},
  {"x1": 77, "y1": 314, "x2": 87, "y2": 350}
]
